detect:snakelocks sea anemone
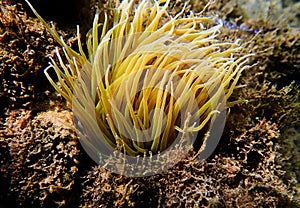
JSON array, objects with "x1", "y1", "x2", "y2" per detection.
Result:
[{"x1": 26, "y1": 0, "x2": 251, "y2": 176}]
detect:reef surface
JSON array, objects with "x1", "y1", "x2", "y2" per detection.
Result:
[{"x1": 0, "y1": 0, "x2": 299, "y2": 207}]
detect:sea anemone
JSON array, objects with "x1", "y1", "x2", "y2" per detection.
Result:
[{"x1": 26, "y1": 0, "x2": 251, "y2": 176}]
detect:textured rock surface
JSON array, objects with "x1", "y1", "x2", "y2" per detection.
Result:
[{"x1": 0, "y1": 0, "x2": 299, "y2": 207}]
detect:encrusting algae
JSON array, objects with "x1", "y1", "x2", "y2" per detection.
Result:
[{"x1": 26, "y1": 0, "x2": 251, "y2": 171}]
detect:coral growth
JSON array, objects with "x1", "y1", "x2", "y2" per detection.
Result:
[
  {"x1": 0, "y1": 3, "x2": 55, "y2": 111},
  {"x1": 0, "y1": 110, "x2": 79, "y2": 207},
  {"x1": 80, "y1": 119, "x2": 298, "y2": 207}
]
